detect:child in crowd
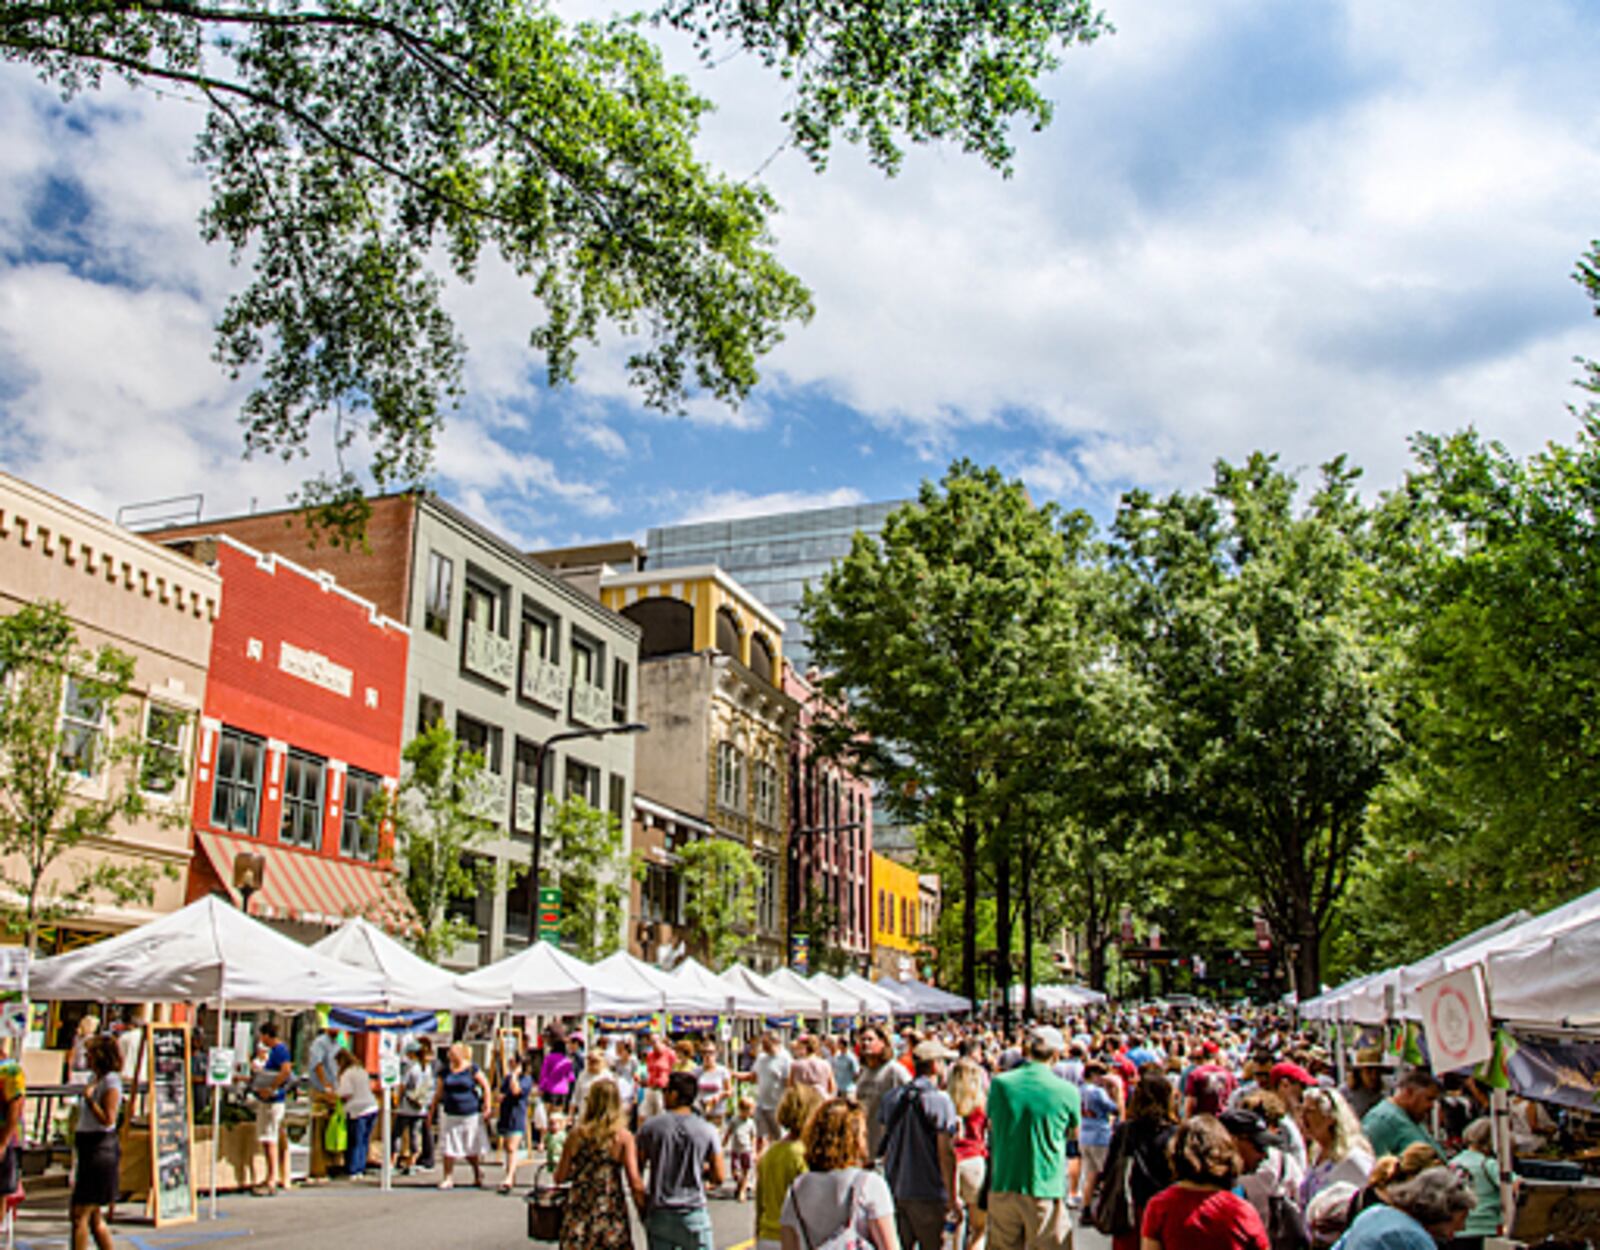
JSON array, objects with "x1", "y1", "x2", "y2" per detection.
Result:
[
  {"x1": 542, "y1": 1110, "x2": 568, "y2": 1169},
  {"x1": 725, "y1": 1095, "x2": 758, "y2": 1200}
]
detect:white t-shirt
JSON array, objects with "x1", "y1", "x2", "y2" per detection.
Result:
[
  {"x1": 338, "y1": 1065, "x2": 378, "y2": 1119},
  {"x1": 781, "y1": 1167, "x2": 893, "y2": 1248},
  {"x1": 754, "y1": 1052, "x2": 792, "y2": 1109}
]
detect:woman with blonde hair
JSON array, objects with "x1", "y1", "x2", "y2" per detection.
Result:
[
  {"x1": 755, "y1": 1083, "x2": 825, "y2": 1250},
  {"x1": 948, "y1": 1060, "x2": 989, "y2": 1250},
  {"x1": 780, "y1": 1099, "x2": 899, "y2": 1250},
  {"x1": 555, "y1": 1078, "x2": 643, "y2": 1250},
  {"x1": 1297, "y1": 1085, "x2": 1374, "y2": 1205}
]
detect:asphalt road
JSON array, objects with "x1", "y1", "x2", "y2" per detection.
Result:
[{"x1": 8, "y1": 1179, "x2": 1111, "y2": 1250}]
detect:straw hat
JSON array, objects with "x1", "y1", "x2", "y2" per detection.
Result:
[{"x1": 1352, "y1": 1045, "x2": 1394, "y2": 1068}]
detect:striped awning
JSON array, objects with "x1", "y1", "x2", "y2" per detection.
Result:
[{"x1": 194, "y1": 831, "x2": 418, "y2": 936}]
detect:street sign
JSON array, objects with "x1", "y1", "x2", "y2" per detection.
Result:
[{"x1": 537, "y1": 886, "x2": 562, "y2": 942}]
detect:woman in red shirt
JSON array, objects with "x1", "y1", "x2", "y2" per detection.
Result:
[
  {"x1": 948, "y1": 1060, "x2": 989, "y2": 1250},
  {"x1": 1140, "y1": 1115, "x2": 1269, "y2": 1250}
]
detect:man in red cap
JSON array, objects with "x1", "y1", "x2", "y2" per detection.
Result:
[{"x1": 1268, "y1": 1061, "x2": 1315, "y2": 1168}]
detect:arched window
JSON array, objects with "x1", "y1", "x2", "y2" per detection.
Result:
[
  {"x1": 715, "y1": 606, "x2": 743, "y2": 657},
  {"x1": 622, "y1": 597, "x2": 694, "y2": 658},
  {"x1": 749, "y1": 632, "x2": 775, "y2": 683}
]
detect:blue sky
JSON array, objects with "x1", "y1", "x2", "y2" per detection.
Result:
[{"x1": 1, "y1": 0, "x2": 1597, "y2": 548}]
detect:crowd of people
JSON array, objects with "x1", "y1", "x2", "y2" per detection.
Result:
[{"x1": 175, "y1": 1003, "x2": 1534, "y2": 1250}]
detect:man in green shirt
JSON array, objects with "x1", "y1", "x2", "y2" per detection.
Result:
[
  {"x1": 987, "y1": 1025, "x2": 1081, "y2": 1250},
  {"x1": 1362, "y1": 1068, "x2": 1445, "y2": 1160}
]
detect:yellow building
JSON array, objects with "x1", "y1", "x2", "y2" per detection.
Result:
[
  {"x1": 872, "y1": 852, "x2": 923, "y2": 978},
  {"x1": 600, "y1": 566, "x2": 796, "y2": 970}
]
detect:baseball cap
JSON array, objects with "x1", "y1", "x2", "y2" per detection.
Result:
[
  {"x1": 1219, "y1": 1108, "x2": 1284, "y2": 1151},
  {"x1": 913, "y1": 1039, "x2": 958, "y2": 1062},
  {"x1": 1029, "y1": 1024, "x2": 1066, "y2": 1055},
  {"x1": 1270, "y1": 1061, "x2": 1315, "y2": 1087}
]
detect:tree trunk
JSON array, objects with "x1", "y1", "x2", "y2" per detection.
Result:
[
  {"x1": 1296, "y1": 915, "x2": 1322, "y2": 1000},
  {"x1": 995, "y1": 830, "x2": 1013, "y2": 1032},
  {"x1": 960, "y1": 818, "x2": 979, "y2": 1006},
  {"x1": 1022, "y1": 842, "x2": 1035, "y2": 1020}
]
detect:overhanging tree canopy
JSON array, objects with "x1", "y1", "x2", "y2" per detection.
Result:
[{"x1": 3, "y1": 0, "x2": 1108, "y2": 533}]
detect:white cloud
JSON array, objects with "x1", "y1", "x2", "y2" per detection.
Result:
[{"x1": 670, "y1": 487, "x2": 868, "y2": 525}]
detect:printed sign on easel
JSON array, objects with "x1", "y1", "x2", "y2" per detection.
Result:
[{"x1": 1417, "y1": 964, "x2": 1493, "y2": 1075}]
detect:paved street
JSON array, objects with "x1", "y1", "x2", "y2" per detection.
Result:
[{"x1": 7, "y1": 1180, "x2": 1112, "y2": 1250}]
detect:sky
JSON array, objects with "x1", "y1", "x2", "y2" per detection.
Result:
[{"x1": 1, "y1": 0, "x2": 1597, "y2": 550}]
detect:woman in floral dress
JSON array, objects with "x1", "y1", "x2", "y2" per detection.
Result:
[{"x1": 554, "y1": 1078, "x2": 642, "y2": 1250}]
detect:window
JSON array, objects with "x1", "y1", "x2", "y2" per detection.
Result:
[
  {"x1": 521, "y1": 612, "x2": 554, "y2": 662},
  {"x1": 611, "y1": 658, "x2": 630, "y2": 722},
  {"x1": 715, "y1": 742, "x2": 745, "y2": 813},
  {"x1": 446, "y1": 854, "x2": 487, "y2": 928},
  {"x1": 424, "y1": 551, "x2": 453, "y2": 638},
  {"x1": 280, "y1": 750, "x2": 325, "y2": 849},
  {"x1": 141, "y1": 704, "x2": 188, "y2": 795},
  {"x1": 417, "y1": 693, "x2": 444, "y2": 730},
  {"x1": 212, "y1": 727, "x2": 265, "y2": 835},
  {"x1": 608, "y1": 773, "x2": 627, "y2": 824},
  {"x1": 754, "y1": 762, "x2": 779, "y2": 828},
  {"x1": 341, "y1": 768, "x2": 382, "y2": 860},
  {"x1": 757, "y1": 857, "x2": 779, "y2": 933},
  {"x1": 456, "y1": 715, "x2": 502, "y2": 772},
  {"x1": 58, "y1": 678, "x2": 105, "y2": 777},
  {"x1": 642, "y1": 862, "x2": 682, "y2": 927},
  {"x1": 570, "y1": 634, "x2": 599, "y2": 685},
  {"x1": 565, "y1": 759, "x2": 600, "y2": 806},
  {"x1": 464, "y1": 573, "x2": 504, "y2": 635}
]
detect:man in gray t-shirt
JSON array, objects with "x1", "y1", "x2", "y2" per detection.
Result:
[
  {"x1": 636, "y1": 1071, "x2": 726, "y2": 1250},
  {"x1": 855, "y1": 1025, "x2": 910, "y2": 1157}
]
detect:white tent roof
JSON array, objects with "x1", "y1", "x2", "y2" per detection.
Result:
[
  {"x1": 455, "y1": 940, "x2": 659, "y2": 1016},
  {"x1": 807, "y1": 971, "x2": 869, "y2": 1017},
  {"x1": 310, "y1": 917, "x2": 501, "y2": 1013},
  {"x1": 1480, "y1": 925, "x2": 1600, "y2": 1028},
  {"x1": 1006, "y1": 983, "x2": 1105, "y2": 1009},
  {"x1": 30, "y1": 895, "x2": 387, "y2": 1009},
  {"x1": 878, "y1": 977, "x2": 972, "y2": 1015},
  {"x1": 764, "y1": 967, "x2": 838, "y2": 1017},
  {"x1": 669, "y1": 957, "x2": 784, "y2": 1018},
  {"x1": 591, "y1": 951, "x2": 724, "y2": 1014},
  {"x1": 839, "y1": 973, "x2": 898, "y2": 1015},
  {"x1": 729, "y1": 966, "x2": 819, "y2": 1011},
  {"x1": 1300, "y1": 908, "x2": 1536, "y2": 1023}
]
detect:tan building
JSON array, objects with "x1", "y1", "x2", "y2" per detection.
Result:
[
  {"x1": 598, "y1": 566, "x2": 797, "y2": 971},
  {"x1": 0, "y1": 472, "x2": 220, "y2": 944}
]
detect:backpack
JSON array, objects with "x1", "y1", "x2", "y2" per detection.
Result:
[
  {"x1": 1264, "y1": 1156, "x2": 1311, "y2": 1250},
  {"x1": 791, "y1": 1171, "x2": 875, "y2": 1250}
]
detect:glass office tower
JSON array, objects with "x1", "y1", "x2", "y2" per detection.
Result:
[{"x1": 646, "y1": 500, "x2": 903, "y2": 667}]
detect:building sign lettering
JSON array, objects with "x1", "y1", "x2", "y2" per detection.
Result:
[{"x1": 278, "y1": 641, "x2": 353, "y2": 697}]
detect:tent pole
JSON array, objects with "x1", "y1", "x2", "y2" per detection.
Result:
[
  {"x1": 212, "y1": 1003, "x2": 225, "y2": 1220},
  {"x1": 381, "y1": 1073, "x2": 392, "y2": 1194},
  {"x1": 1490, "y1": 1086, "x2": 1515, "y2": 1234}
]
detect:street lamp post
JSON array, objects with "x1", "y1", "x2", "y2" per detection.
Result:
[{"x1": 528, "y1": 721, "x2": 648, "y2": 943}]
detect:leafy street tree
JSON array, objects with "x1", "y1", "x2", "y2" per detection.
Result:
[
  {"x1": 4, "y1": 1, "x2": 1107, "y2": 531},
  {"x1": 0, "y1": 602, "x2": 172, "y2": 952},
  {"x1": 1110, "y1": 454, "x2": 1399, "y2": 998},
  {"x1": 804, "y1": 461, "x2": 1084, "y2": 1006},
  {"x1": 676, "y1": 836, "x2": 758, "y2": 969},
  {"x1": 546, "y1": 794, "x2": 634, "y2": 961},
  {"x1": 377, "y1": 720, "x2": 509, "y2": 963}
]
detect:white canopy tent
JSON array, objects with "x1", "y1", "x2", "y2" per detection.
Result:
[
  {"x1": 878, "y1": 977, "x2": 972, "y2": 1016},
  {"x1": 30, "y1": 895, "x2": 386, "y2": 1008},
  {"x1": 839, "y1": 973, "x2": 899, "y2": 1016},
  {"x1": 729, "y1": 960, "x2": 819, "y2": 1017},
  {"x1": 807, "y1": 972, "x2": 869, "y2": 1017},
  {"x1": 764, "y1": 967, "x2": 841, "y2": 1018},
  {"x1": 454, "y1": 940, "x2": 659, "y2": 1016},
  {"x1": 591, "y1": 951, "x2": 724, "y2": 1014},
  {"x1": 1006, "y1": 983, "x2": 1106, "y2": 1010},
  {"x1": 30, "y1": 896, "x2": 390, "y2": 1217},
  {"x1": 669, "y1": 957, "x2": 784, "y2": 1018},
  {"x1": 310, "y1": 917, "x2": 501, "y2": 1013}
]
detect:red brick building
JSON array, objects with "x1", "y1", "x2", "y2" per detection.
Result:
[
  {"x1": 174, "y1": 536, "x2": 412, "y2": 935},
  {"x1": 786, "y1": 667, "x2": 872, "y2": 968}
]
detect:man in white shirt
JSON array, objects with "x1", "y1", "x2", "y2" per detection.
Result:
[{"x1": 738, "y1": 1033, "x2": 791, "y2": 1153}]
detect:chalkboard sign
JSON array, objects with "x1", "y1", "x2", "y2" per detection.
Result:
[{"x1": 147, "y1": 1024, "x2": 196, "y2": 1226}]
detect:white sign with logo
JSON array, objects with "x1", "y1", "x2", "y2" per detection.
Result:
[
  {"x1": 278, "y1": 641, "x2": 354, "y2": 697},
  {"x1": 379, "y1": 1054, "x2": 401, "y2": 1089},
  {"x1": 207, "y1": 1047, "x2": 235, "y2": 1087},
  {"x1": 1417, "y1": 964, "x2": 1493, "y2": 1074}
]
